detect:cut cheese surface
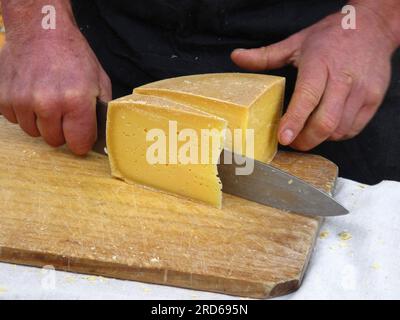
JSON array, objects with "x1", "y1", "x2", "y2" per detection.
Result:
[
  {"x1": 106, "y1": 94, "x2": 227, "y2": 208},
  {"x1": 135, "y1": 73, "x2": 285, "y2": 163}
]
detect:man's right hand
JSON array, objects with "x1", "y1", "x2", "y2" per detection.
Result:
[{"x1": 0, "y1": 1, "x2": 112, "y2": 155}]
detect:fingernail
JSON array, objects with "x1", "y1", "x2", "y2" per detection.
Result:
[
  {"x1": 233, "y1": 48, "x2": 246, "y2": 53},
  {"x1": 281, "y1": 129, "x2": 294, "y2": 145}
]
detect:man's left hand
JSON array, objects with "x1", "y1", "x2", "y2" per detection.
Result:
[{"x1": 231, "y1": 2, "x2": 399, "y2": 151}]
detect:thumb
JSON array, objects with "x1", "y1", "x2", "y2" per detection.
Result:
[{"x1": 231, "y1": 33, "x2": 303, "y2": 71}]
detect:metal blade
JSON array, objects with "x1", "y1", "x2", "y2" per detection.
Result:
[
  {"x1": 91, "y1": 101, "x2": 348, "y2": 216},
  {"x1": 93, "y1": 99, "x2": 108, "y2": 155},
  {"x1": 218, "y1": 150, "x2": 349, "y2": 217}
]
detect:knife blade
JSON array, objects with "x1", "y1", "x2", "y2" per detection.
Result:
[
  {"x1": 93, "y1": 99, "x2": 108, "y2": 155},
  {"x1": 218, "y1": 150, "x2": 348, "y2": 216},
  {"x1": 93, "y1": 100, "x2": 349, "y2": 216}
]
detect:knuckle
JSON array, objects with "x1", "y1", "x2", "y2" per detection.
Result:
[
  {"x1": 34, "y1": 102, "x2": 58, "y2": 119},
  {"x1": 332, "y1": 70, "x2": 354, "y2": 87},
  {"x1": 285, "y1": 110, "x2": 307, "y2": 126},
  {"x1": 297, "y1": 83, "x2": 321, "y2": 106},
  {"x1": 258, "y1": 46, "x2": 271, "y2": 68},
  {"x1": 64, "y1": 88, "x2": 88, "y2": 103},
  {"x1": 330, "y1": 132, "x2": 345, "y2": 141},
  {"x1": 11, "y1": 93, "x2": 31, "y2": 110},
  {"x1": 366, "y1": 88, "x2": 384, "y2": 106},
  {"x1": 32, "y1": 91, "x2": 60, "y2": 117},
  {"x1": 315, "y1": 115, "x2": 338, "y2": 135},
  {"x1": 63, "y1": 88, "x2": 94, "y2": 113}
]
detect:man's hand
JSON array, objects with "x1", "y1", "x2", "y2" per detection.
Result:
[
  {"x1": 231, "y1": 1, "x2": 400, "y2": 151},
  {"x1": 0, "y1": 1, "x2": 111, "y2": 155}
]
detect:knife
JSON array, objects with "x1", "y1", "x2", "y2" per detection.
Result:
[{"x1": 93, "y1": 100, "x2": 348, "y2": 217}]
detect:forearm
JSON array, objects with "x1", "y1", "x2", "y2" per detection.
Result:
[
  {"x1": 349, "y1": 0, "x2": 400, "y2": 47},
  {"x1": 1, "y1": 0, "x2": 77, "y2": 41}
]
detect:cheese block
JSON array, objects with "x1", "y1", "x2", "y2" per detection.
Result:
[
  {"x1": 107, "y1": 94, "x2": 227, "y2": 208},
  {"x1": 135, "y1": 73, "x2": 285, "y2": 163}
]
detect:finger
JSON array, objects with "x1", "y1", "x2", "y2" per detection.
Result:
[
  {"x1": 290, "y1": 76, "x2": 352, "y2": 151},
  {"x1": 0, "y1": 103, "x2": 17, "y2": 123},
  {"x1": 346, "y1": 103, "x2": 380, "y2": 139},
  {"x1": 11, "y1": 93, "x2": 41, "y2": 136},
  {"x1": 231, "y1": 33, "x2": 304, "y2": 71},
  {"x1": 329, "y1": 89, "x2": 364, "y2": 141},
  {"x1": 98, "y1": 70, "x2": 112, "y2": 102},
  {"x1": 15, "y1": 109, "x2": 41, "y2": 137},
  {"x1": 278, "y1": 58, "x2": 328, "y2": 145},
  {"x1": 0, "y1": 89, "x2": 17, "y2": 123},
  {"x1": 62, "y1": 97, "x2": 97, "y2": 155},
  {"x1": 36, "y1": 112, "x2": 65, "y2": 147}
]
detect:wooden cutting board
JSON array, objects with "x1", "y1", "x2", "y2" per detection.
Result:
[{"x1": 0, "y1": 116, "x2": 338, "y2": 298}]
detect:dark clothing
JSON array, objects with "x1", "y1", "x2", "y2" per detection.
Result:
[{"x1": 71, "y1": 1, "x2": 400, "y2": 184}]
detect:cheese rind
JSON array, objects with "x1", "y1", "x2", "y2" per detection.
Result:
[
  {"x1": 106, "y1": 94, "x2": 227, "y2": 208},
  {"x1": 135, "y1": 73, "x2": 285, "y2": 163}
]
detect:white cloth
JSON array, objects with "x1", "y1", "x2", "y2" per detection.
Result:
[{"x1": 0, "y1": 178, "x2": 399, "y2": 300}]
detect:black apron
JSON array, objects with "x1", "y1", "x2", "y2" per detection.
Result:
[{"x1": 71, "y1": 0, "x2": 400, "y2": 184}]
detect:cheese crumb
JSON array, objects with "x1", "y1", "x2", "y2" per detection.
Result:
[
  {"x1": 371, "y1": 262, "x2": 381, "y2": 270},
  {"x1": 150, "y1": 257, "x2": 160, "y2": 263},
  {"x1": 84, "y1": 276, "x2": 98, "y2": 282},
  {"x1": 319, "y1": 230, "x2": 330, "y2": 239},
  {"x1": 338, "y1": 231, "x2": 352, "y2": 241},
  {"x1": 64, "y1": 276, "x2": 76, "y2": 284}
]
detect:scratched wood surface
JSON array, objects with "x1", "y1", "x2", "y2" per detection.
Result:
[{"x1": 0, "y1": 117, "x2": 338, "y2": 298}]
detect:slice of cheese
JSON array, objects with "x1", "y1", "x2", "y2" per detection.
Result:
[
  {"x1": 107, "y1": 94, "x2": 227, "y2": 208},
  {"x1": 135, "y1": 73, "x2": 285, "y2": 163}
]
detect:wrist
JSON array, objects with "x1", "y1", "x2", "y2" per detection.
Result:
[
  {"x1": 349, "y1": 0, "x2": 400, "y2": 48},
  {"x1": 2, "y1": 0, "x2": 78, "y2": 42}
]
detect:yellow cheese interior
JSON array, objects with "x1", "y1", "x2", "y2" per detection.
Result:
[
  {"x1": 135, "y1": 73, "x2": 285, "y2": 163},
  {"x1": 107, "y1": 94, "x2": 227, "y2": 208}
]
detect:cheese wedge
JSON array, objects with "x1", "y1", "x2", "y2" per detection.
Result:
[
  {"x1": 107, "y1": 94, "x2": 227, "y2": 208},
  {"x1": 135, "y1": 73, "x2": 285, "y2": 163}
]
